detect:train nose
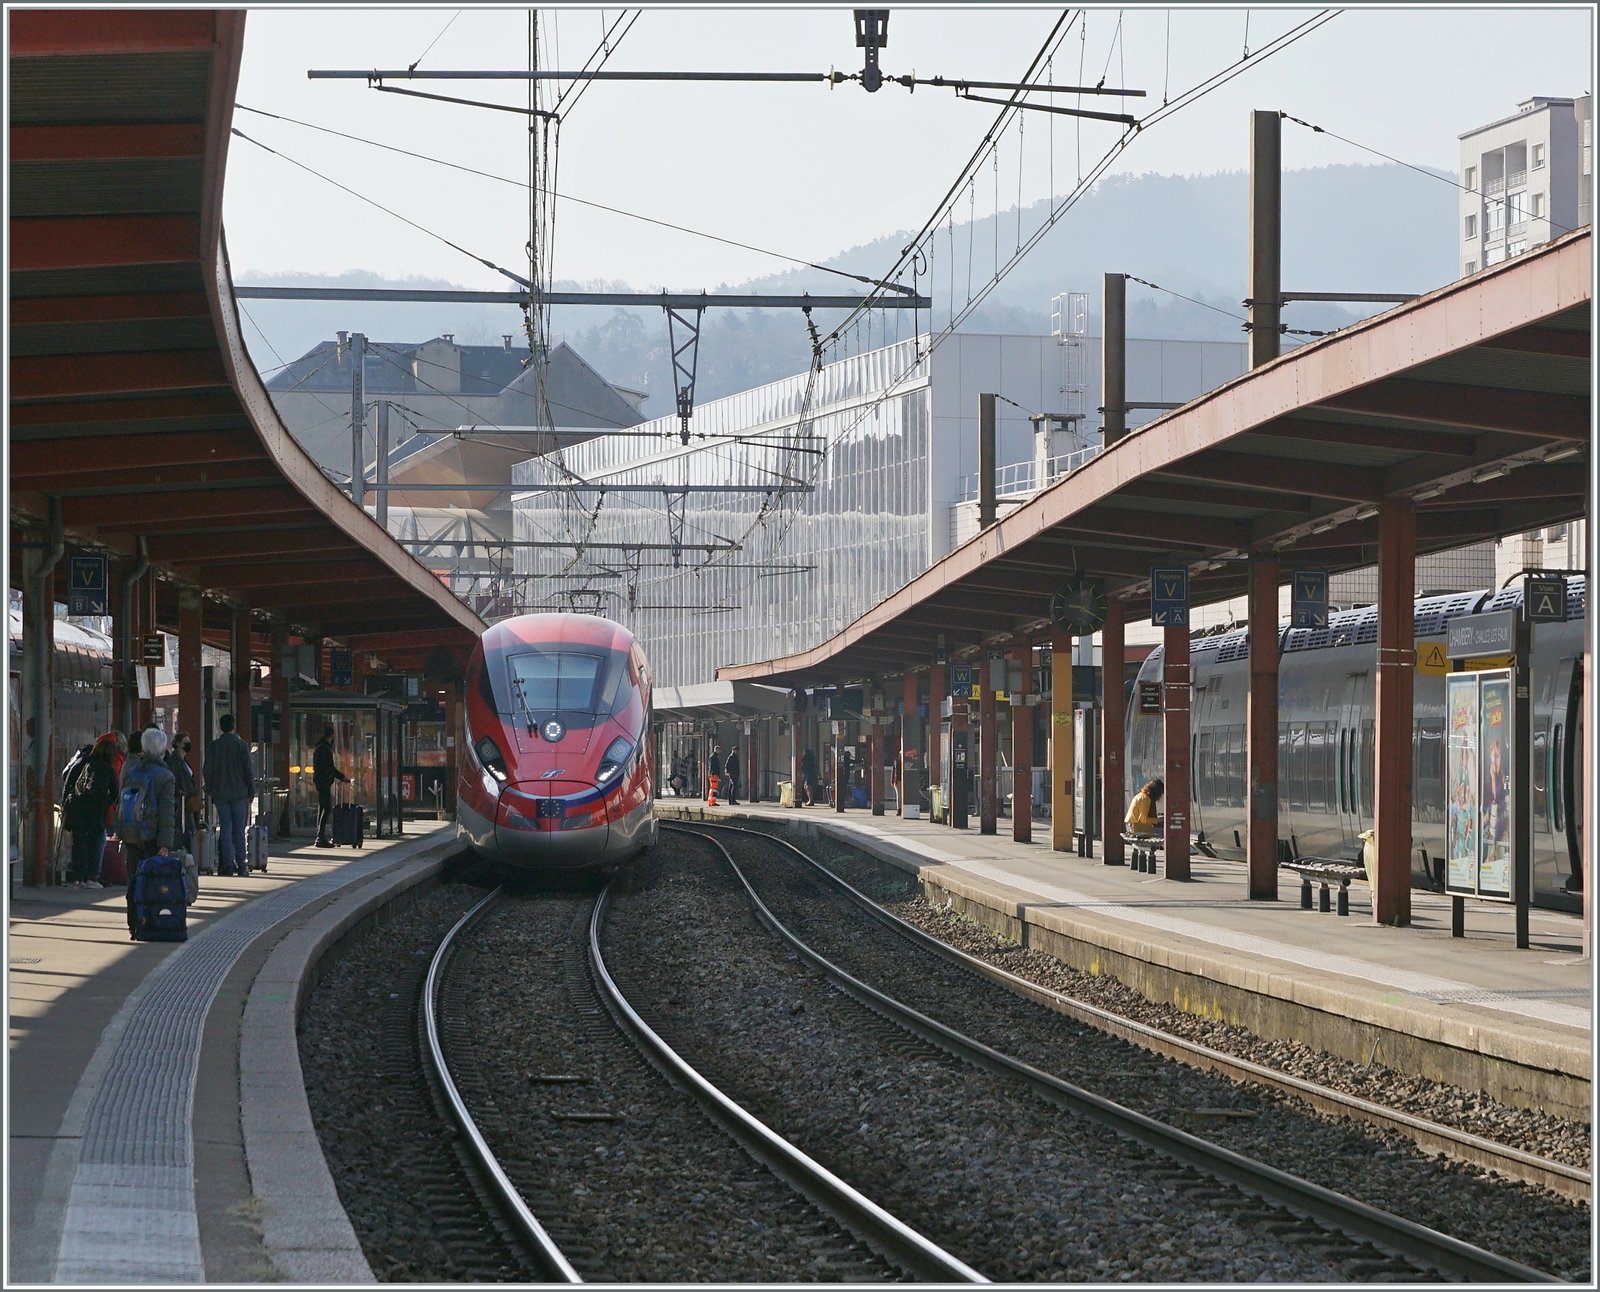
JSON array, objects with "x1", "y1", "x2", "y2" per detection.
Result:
[{"x1": 494, "y1": 781, "x2": 610, "y2": 861}]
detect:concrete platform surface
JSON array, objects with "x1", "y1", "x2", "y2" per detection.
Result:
[
  {"x1": 663, "y1": 799, "x2": 1590, "y2": 1115},
  {"x1": 8, "y1": 822, "x2": 455, "y2": 1284}
]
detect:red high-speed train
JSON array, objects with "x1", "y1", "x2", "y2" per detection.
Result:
[{"x1": 458, "y1": 614, "x2": 657, "y2": 870}]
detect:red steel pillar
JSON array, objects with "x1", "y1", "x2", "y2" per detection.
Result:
[
  {"x1": 834, "y1": 724, "x2": 846, "y2": 812},
  {"x1": 179, "y1": 590, "x2": 204, "y2": 791},
  {"x1": 979, "y1": 650, "x2": 999, "y2": 835},
  {"x1": 1101, "y1": 599, "x2": 1126, "y2": 864},
  {"x1": 1247, "y1": 558, "x2": 1280, "y2": 899},
  {"x1": 1011, "y1": 645, "x2": 1033, "y2": 843},
  {"x1": 868, "y1": 703, "x2": 884, "y2": 816},
  {"x1": 270, "y1": 622, "x2": 291, "y2": 833},
  {"x1": 1373, "y1": 497, "x2": 1416, "y2": 926},
  {"x1": 927, "y1": 665, "x2": 945, "y2": 795},
  {"x1": 1164, "y1": 621, "x2": 1192, "y2": 881}
]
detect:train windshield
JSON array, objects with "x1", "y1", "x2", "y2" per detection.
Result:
[{"x1": 483, "y1": 644, "x2": 630, "y2": 726}]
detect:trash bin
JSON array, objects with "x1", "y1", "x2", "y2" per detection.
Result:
[
  {"x1": 928, "y1": 785, "x2": 943, "y2": 821},
  {"x1": 779, "y1": 780, "x2": 795, "y2": 808}
]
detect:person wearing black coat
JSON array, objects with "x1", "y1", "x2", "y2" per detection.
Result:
[
  {"x1": 312, "y1": 728, "x2": 349, "y2": 846},
  {"x1": 165, "y1": 733, "x2": 198, "y2": 853},
  {"x1": 724, "y1": 745, "x2": 742, "y2": 805},
  {"x1": 799, "y1": 748, "x2": 820, "y2": 807},
  {"x1": 64, "y1": 736, "x2": 119, "y2": 886}
]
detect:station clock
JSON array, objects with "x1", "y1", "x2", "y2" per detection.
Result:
[{"x1": 1049, "y1": 576, "x2": 1109, "y2": 635}]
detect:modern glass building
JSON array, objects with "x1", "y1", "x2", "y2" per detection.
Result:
[{"x1": 513, "y1": 330, "x2": 1251, "y2": 688}]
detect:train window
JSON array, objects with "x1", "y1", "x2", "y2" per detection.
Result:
[
  {"x1": 1415, "y1": 721, "x2": 1444, "y2": 826},
  {"x1": 1551, "y1": 725, "x2": 1564, "y2": 832},
  {"x1": 1532, "y1": 729, "x2": 1549, "y2": 832},
  {"x1": 1338, "y1": 730, "x2": 1348, "y2": 813},
  {"x1": 507, "y1": 650, "x2": 606, "y2": 713},
  {"x1": 1288, "y1": 724, "x2": 1307, "y2": 811},
  {"x1": 1359, "y1": 720, "x2": 1375, "y2": 818}
]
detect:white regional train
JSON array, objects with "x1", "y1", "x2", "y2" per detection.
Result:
[{"x1": 1128, "y1": 577, "x2": 1585, "y2": 911}]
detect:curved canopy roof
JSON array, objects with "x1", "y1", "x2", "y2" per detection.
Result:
[
  {"x1": 9, "y1": 10, "x2": 484, "y2": 660},
  {"x1": 721, "y1": 229, "x2": 1591, "y2": 687}
]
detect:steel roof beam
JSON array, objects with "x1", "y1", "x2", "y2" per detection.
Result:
[
  {"x1": 1256, "y1": 418, "x2": 1478, "y2": 457},
  {"x1": 1162, "y1": 449, "x2": 1384, "y2": 503},
  {"x1": 1474, "y1": 325, "x2": 1590, "y2": 359},
  {"x1": 1321, "y1": 380, "x2": 1588, "y2": 441}
]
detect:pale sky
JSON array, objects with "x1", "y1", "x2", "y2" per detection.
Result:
[{"x1": 225, "y1": 6, "x2": 1593, "y2": 297}]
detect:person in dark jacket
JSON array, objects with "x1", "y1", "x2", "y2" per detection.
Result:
[
  {"x1": 165, "y1": 732, "x2": 198, "y2": 854},
  {"x1": 706, "y1": 744, "x2": 723, "y2": 804},
  {"x1": 122, "y1": 727, "x2": 177, "y2": 938},
  {"x1": 724, "y1": 745, "x2": 742, "y2": 805},
  {"x1": 799, "y1": 748, "x2": 820, "y2": 807},
  {"x1": 312, "y1": 727, "x2": 349, "y2": 847},
  {"x1": 204, "y1": 713, "x2": 256, "y2": 876},
  {"x1": 64, "y1": 735, "x2": 120, "y2": 887}
]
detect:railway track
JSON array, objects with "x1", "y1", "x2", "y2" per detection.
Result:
[
  {"x1": 665, "y1": 821, "x2": 1565, "y2": 1284},
  {"x1": 418, "y1": 880, "x2": 979, "y2": 1281}
]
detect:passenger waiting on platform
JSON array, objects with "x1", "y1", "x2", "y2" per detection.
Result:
[
  {"x1": 707, "y1": 744, "x2": 723, "y2": 804},
  {"x1": 799, "y1": 748, "x2": 820, "y2": 806},
  {"x1": 62, "y1": 735, "x2": 120, "y2": 888},
  {"x1": 312, "y1": 727, "x2": 349, "y2": 847},
  {"x1": 669, "y1": 756, "x2": 689, "y2": 797},
  {"x1": 724, "y1": 745, "x2": 742, "y2": 805},
  {"x1": 205, "y1": 714, "x2": 256, "y2": 876},
  {"x1": 1125, "y1": 777, "x2": 1164, "y2": 836},
  {"x1": 165, "y1": 732, "x2": 198, "y2": 853},
  {"x1": 120, "y1": 728, "x2": 176, "y2": 938}
]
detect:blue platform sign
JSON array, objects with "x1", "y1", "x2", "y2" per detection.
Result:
[
  {"x1": 1290, "y1": 567, "x2": 1330, "y2": 629},
  {"x1": 950, "y1": 664, "x2": 977, "y2": 697},
  {"x1": 68, "y1": 555, "x2": 108, "y2": 616},
  {"x1": 329, "y1": 648, "x2": 354, "y2": 687},
  {"x1": 1149, "y1": 567, "x2": 1189, "y2": 627}
]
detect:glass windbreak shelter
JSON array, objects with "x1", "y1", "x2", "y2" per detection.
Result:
[{"x1": 287, "y1": 693, "x2": 404, "y2": 838}]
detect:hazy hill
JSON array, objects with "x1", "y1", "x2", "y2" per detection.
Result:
[{"x1": 239, "y1": 161, "x2": 1457, "y2": 409}]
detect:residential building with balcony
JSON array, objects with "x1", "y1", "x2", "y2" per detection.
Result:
[{"x1": 1459, "y1": 95, "x2": 1590, "y2": 277}]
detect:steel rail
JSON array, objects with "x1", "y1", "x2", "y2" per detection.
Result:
[
  {"x1": 424, "y1": 888, "x2": 583, "y2": 1283},
  {"x1": 686, "y1": 820, "x2": 1590, "y2": 1204},
  {"x1": 667, "y1": 822, "x2": 1561, "y2": 1284},
  {"x1": 587, "y1": 878, "x2": 986, "y2": 1283}
]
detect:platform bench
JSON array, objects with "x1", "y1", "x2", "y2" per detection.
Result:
[
  {"x1": 1120, "y1": 832, "x2": 1163, "y2": 874},
  {"x1": 1281, "y1": 858, "x2": 1367, "y2": 915}
]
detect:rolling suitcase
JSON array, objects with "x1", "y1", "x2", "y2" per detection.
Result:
[
  {"x1": 131, "y1": 853, "x2": 187, "y2": 942},
  {"x1": 248, "y1": 822, "x2": 269, "y2": 872},
  {"x1": 100, "y1": 836, "x2": 127, "y2": 886},
  {"x1": 193, "y1": 825, "x2": 215, "y2": 876},
  {"x1": 181, "y1": 852, "x2": 199, "y2": 905},
  {"x1": 330, "y1": 785, "x2": 365, "y2": 849}
]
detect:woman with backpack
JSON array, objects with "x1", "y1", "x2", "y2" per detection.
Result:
[
  {"x1": 63, "y1": 735, "x2": 120, "y2": 888},
  {"x1": 119, "y1": 728, "x2": 177, "y2": 939}
]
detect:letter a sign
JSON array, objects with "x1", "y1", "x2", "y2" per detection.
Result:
[
  {"x1": 1524, "y1": 574, "x2": 1566, "y2": 623},
  {"x1": 1149, "y1": 567, "x2": 1189, "y2": 627}
]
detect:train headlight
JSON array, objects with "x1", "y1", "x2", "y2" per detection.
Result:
[
  {"x1": 474, "y1": 735, "x2": 509, "y2": 783},
  {"x1": 595, "y1": 737, "x2": 633, "y2": 785}
]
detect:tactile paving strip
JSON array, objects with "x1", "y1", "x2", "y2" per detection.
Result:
[{"x1": 54, "y1": 852, "x2": 408, "y2": 1283}]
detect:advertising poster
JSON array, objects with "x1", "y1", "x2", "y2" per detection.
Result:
[
  {"x1": 1445, "y1": 674, "x2": 1479, "y2": 894},
  {"x1": 1477, "y1": 673, "x2": 1513, "y2": 898}
]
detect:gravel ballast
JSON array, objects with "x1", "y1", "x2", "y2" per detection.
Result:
[
  {"x1": 717, "y1": 824, "x2": 1590, "y2": 1282},
  {"x1": 606, "y1": 833, "x2": 1382, "y2": 1283}
]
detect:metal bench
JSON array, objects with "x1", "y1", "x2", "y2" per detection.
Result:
[
  {"x1": 1281, "y1": 858, "x2": 1367, "y2": 915},
  {"x1": 1120, "y1": 832, "x2": 1163, "y2": 874}
]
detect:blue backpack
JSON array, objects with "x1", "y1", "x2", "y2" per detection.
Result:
[{"x1": 115, "y1": 761, "x2": 161, "y2": 845}]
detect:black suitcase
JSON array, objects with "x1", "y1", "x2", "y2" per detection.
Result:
[{"x1": 330, "y1": 785, "x2": 365, "y2": 848}]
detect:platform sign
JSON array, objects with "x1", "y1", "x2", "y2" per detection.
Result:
[
  {"x1": 141, "y1": 633, "x2": 166, "y2": 665},
  {"x1": 328, "y1": 648, "x2": 354, "y2": 687},
  {"x1": 67, "y1": 555, "x2": 108, "y2": 616},
  {"x1": 950, "y1": 664, "x2": 978, "y2": 698},
  {"x1": 1149, "y1": 567, "x2": 1189, "y2": 627},
  {"x1": 1445, "y1": 669, "x2": 1515, "y2": 902},
  {"x1": 1446, "y1": 609, "x2": 1514, "y2": 659},
  {"x1": 400, "y1": 773, "x2": 417, "y2": 803},
  {"x1": 1290, "y1": 568, "x2": 1329, "y2": 629},
  {"x1": 1138, "y1": 681, "x2": 1163, "y2": 715},
  {"x1": 1524, "y1": 575, "x2": 1566, "y2": 623}
]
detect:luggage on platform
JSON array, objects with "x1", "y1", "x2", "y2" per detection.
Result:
[
  {"x1": 181, "y1": 851, "x2": 199, "y2": 905},
  {"x1": 100, "y1": 836, "x2": 127, "y2": 886},
  {"x1": 248, "y1": 822, "x2": 269, "y2": 872},
  {"x1": 330, "y1": 787, "x2": 365, "y2": 849},
  {"x1": 131, "y1": 853, "x2": 187, "y2": 942},
  {"x1": 193, "y1": 825, "x2": 215, "y2": 875}
]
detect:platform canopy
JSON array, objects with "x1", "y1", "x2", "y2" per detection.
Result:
[
  {"x1": 8, "y1": 11, "x2": 484, "y2": 663},
  {"x1": 721, "y1": 230, "x2": 1591, "y2": 687},
  {"x1": 653, "y1": 680, "x2": 795, "y2": 724}
]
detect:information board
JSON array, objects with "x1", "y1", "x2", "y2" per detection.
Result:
[
  {"x1": 1149, "y1": 567, "x2": 1189, "y2": 627},
  {"x1": 68, "y1": 555, "x2": 108, "y2": 616},
  {"x1": 1445, "y1": 669, "x2": 1515, "y2": 902},
  {"x1": 1290, "y1": 568, "x2": 1329, "y2": 629}
]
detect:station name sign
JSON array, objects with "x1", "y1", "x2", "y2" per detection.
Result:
[{"x1": 1446, "y1": 610, "x2": 1515, "y2": 659}]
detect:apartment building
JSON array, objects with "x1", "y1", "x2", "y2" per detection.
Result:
[{"x1": 1460, "y1": 95, "x2": 1590, "y2": 276}]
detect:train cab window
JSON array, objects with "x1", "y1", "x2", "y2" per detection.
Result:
[{"x1": 509, "y1": 651, "x2": 605, "y2": 712}]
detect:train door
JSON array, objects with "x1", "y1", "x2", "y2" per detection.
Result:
[
  {"x1": 1549, "y1": 656, "x2": 1583, "y2": 900},
  {"x1": 1336, "y1": 672, "x2": 1369, "y2": 854}
]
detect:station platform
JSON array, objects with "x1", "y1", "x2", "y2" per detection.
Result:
[
  {"x1": 659, "y1": 799, "x2": 1590, "y2": 1121},
  {"x1": 9, "y1": 821, "x2": 458, "y2": 1284}
]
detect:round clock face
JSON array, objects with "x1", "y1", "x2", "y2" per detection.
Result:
[{"x1": 1050, "y1": 577, "x2": 1109, "y2": 635}]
